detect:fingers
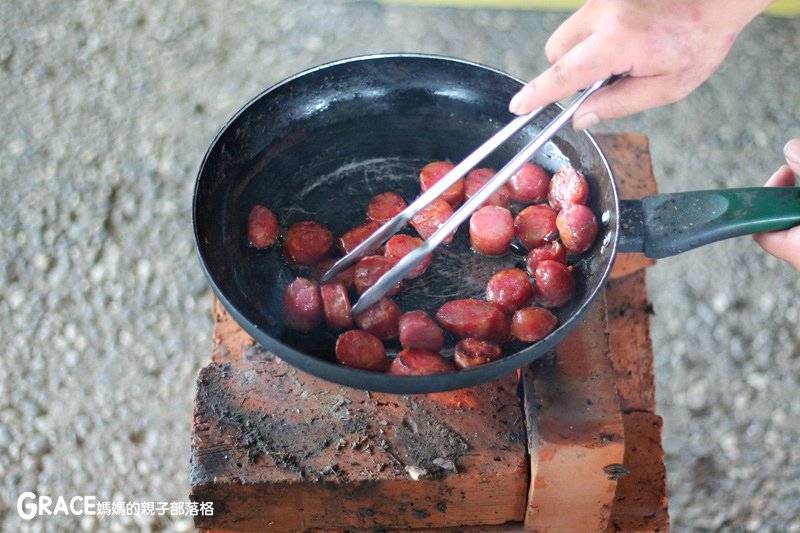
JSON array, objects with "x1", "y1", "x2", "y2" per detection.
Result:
[
  {"x1": 544, "y1": 6, "x2": 594, "y2": 63},
  {"x1": 571, "y1": 74, "x2": 704, "y2": 129},
  {"x1": 514, "y1": 2, "x2": 603, "y2": 116},
  {"x1": 753, "y1": 226, "x2": 800, "y2": 271},
  {"x1": 752, "y1": 147, "x2": 800, "y2": 272},
  {"x1": 763, "y1": 165, "x2": 797, "y2": 187},
  {"x1": 784, "y1": 138, "x2": 800, "y2": 174},
  {"x1": 509, "y1": 33, "x2": 628, "y2": 116}
]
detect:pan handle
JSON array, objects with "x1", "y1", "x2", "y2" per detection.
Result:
[{"x1": 617, "y1": 187, "x2": 800, "y2": 259}]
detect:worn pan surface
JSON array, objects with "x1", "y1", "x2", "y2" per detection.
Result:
[{"x1": 193, "y1": 54, "x2": 619, "y2": 393}]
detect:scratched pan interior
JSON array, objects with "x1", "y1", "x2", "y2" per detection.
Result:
[{"x1": 193, "y1": 54, "x2": 619, "y2": 393}]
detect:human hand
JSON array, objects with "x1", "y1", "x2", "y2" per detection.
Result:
[
  {"x1": 753, "y1": 139, "x2": 800, "y2": 271},
  {"x1": 508, "y1": 0, "x2": 771, "y2": 130}
]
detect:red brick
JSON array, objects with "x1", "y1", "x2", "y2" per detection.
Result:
[
  {"x1": 191, "y1": 303, "x2": 528, "y2": 531},
  {"x1": 606, "y1": 271, "x2": 656, "y2": 413},
  {"x1": 523, "y1": 297, "x2": 625, "y2": 531},
  {"x1": 596, "y1": 134, "x2": 659, "y2": 200},
  {"x1": 608, "y1": 412, "x2": 670, "y2": 532}
]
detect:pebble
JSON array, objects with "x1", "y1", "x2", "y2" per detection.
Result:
[
  {"x1": 0, "y1": 427, "x2": 11, "y2": 449},
  {"x1": 719, "y1": 433, "x2": 740, "y2": 461},
  {"x1": 27, "y1": 434, "x2": 51, "y2": 456},
  {"x1": 746, "y1": 372, "x2": 769, "y2": 391},
  {"x1": 7, "y1": 138, "x2": 26, "y2": 156},
  {"x1": 684, "y1": 379, "x2": 709, "y2": 410}
]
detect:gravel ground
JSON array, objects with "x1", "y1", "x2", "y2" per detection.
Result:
[{"x1": 1, "y1": 1, "x2": 798, "y2": 531}]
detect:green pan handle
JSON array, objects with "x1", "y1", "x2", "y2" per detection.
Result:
[{"x1": 617, "y1": 187, "x2": 800, "y2": 259}]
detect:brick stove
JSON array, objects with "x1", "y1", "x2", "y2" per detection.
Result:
[{"x1": 190, "y1": 134, "x2": 670, "y2": 532}]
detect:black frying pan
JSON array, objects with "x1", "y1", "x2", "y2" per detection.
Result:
[{"x1": 193, "y1": 54, "x2": 800, "y2": 394}]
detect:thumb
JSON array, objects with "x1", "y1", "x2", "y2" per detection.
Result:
[
  {"x1": 784, "y1": 138, "x2": 800, "y2": 175},
  {"x1": 751, "y1": 142, "x2": 800, "y2": 272},
  {"x1": 761, "y1": 164, "x2": 796, "y2": 188},
  {"x1": 572, "y1": 76, "x2": 683, "y2": 130}
]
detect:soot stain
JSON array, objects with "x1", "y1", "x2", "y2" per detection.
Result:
[
  {"x1": 389, "y1": 397, "x2": 470, "y2": 476},
  {"x1": 195, "y1": 363, "x2": 334, "y2": 479}
]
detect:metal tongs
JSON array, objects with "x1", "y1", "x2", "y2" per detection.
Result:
[{"x1": 321, "y1": 77, "x2": 615, "y2": 314}]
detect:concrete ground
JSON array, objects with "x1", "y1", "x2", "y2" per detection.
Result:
[{"x1": 1, "y1": 1, "x2": 799, "y2": 531}]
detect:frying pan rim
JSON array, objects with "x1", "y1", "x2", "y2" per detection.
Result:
[{"x1": 192, "y1": 52, "x2": 621, "y2": 393}]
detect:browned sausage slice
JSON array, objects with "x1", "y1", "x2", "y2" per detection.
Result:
[
  {"x1": 337, "y1": 220, "x2": 381, "y2": 255},
  {"x1": 556, "y1": 203, "x2": 599, "y2": 254},
  {"x1": 508, "y1": 162, "x2": 550, "y2": 203},
  {"x1": 335, "y1": 330, "x2": 389, "y2": 371},
  {"x1": 485, "y1": 268, "x2": 534, "y2": 314},
  {"x1": 247, "y1": 205, "x2": 280, "y2": 249},
  {"x1": 514, "y1": 204, "x2": 558, "y2": 249},
  {"x1": 525, "y1": 241, "x2": 568, "y2": 275},
  {"x1": 320, "y1": 281, "x2": 353, "y2": 331},
  {"x1": 282, "y1": 277, "x2": 322, "y2": 331},
  {"x1": 464, "y1": 168, "x2": 510, "y2": 208},
  {"x1": 354, "y1": 297, "x2": 401, "y2": 340},
  {"x1": 548, "y1": 165, "x2": 589, "y2": 210},
  {"x1": 533, "y1": 260, "x2": 575, "y2": 308},
  {"x1": 312, "y1": 258, "x2": 355, "y2": 290},
  {"x1": 388, "y1": 349, "x2": 454, "y2": 376},
  {"x1": 435, "y1": 299, "x2": 509, "y2": 343},
  {"x1": 398, "y1": 310, "x2": 444, "y2": 352},
  {"x1": 284, "y1": 220, "x2": 334, "y2": 266},
  {"x1": 469, "y1": 205, "x2": 514, "y2": 256},
  {"x1": 410, "y1": 198, "x2": 456, "y2": 244},
  {"x1": 510, "y1": 307, "x2": 558, "y2": 342},
  {"x1": 367, "y1": 192, "x2": 408, "y2": 224},
  {"x1": 353, "y1": 255, "x2": 401, "y2": 296},
  {"x1": 384, "y1": 234, "x2": 431, "y2": 279},
  {"x1": 454, "y1": 338, "x2": 502, "y2": 369},
  {"x1": 420, "y1": 161, "x2": 464, "y2": 208}
]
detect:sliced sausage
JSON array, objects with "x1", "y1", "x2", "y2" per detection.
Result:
[
  {"x1": 420, "y1": 160, "x2": 464, "y2": 208},
  {"x1": 556, "y1": 203, "x2": 599, "y2": 254},
  {"x1": 533, "y1": 260, "x2": 575, "y2": 308},
  {"x1": 399, "y1": 310, "x2": 444, "y2": 352},
  {"x1": 335, "y1": 330, "x2": 389, "y2": 371},
  {"x1": 384, "y1": 234, "x2": 431, "y2": 279},
  {"x1": 367, "y1": 192, "x2": 408, "y2": 224},
  {"x1": 508, "y1": 162, "x2": 550, "y2": 203},
  {"x1": 435, "y1": 299, "x2": 510, "y2": 343},
  {"x1": 312, "y1": 258, "x2": 355, "y2": 290},
  {"x1": 389, "y1": 348, "x2": 454, "y2": 376},
  {"x1": 353, "y1": 255, "x2": 401, "y2": 296},
  {"x1": 282, "y1": 277, "x2": 322, "y2": 331},
  {"x1": 548, "y1": 165, "x2": 589, "y2": 210},
  {"x1": 525, "y1": 241, "x2": 568, "y2": 275},
  {"x1": 510, "y1": 307, "x2": 558, "y2": 342},
  {"x1": 284, "y1": 220, "x2": 334, "y2": 266},
  {"x1": 410, "y1": 198, "x2": 455, "y2": 244},
  {"x1": 354, "y1": 297, "x2": 401, "y2": 340},
  {"x1": 454, "y1": 338, "x2": 502, "y2": 369},
  {"x1": 485, "y1": 268, "x2": 534, "y2": 314},
  {"x1": 514, "y1": 204, "x2": 558, "y2": 249},
  {"x1": 464, "y1": 168, "x2": 510, "y2": 208},
  {"x1": 247, "y1": 205, "x2": 280, "y2": 249},
  {"x1": 320, "y1": 281, "x2": 353, "y2": 331},
  {"x1": 469, "y1": 205, "x2": 514, "y2": 256},
  {"x1": 337, "y1": 220, "x2": 381, "y2": 255}
]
